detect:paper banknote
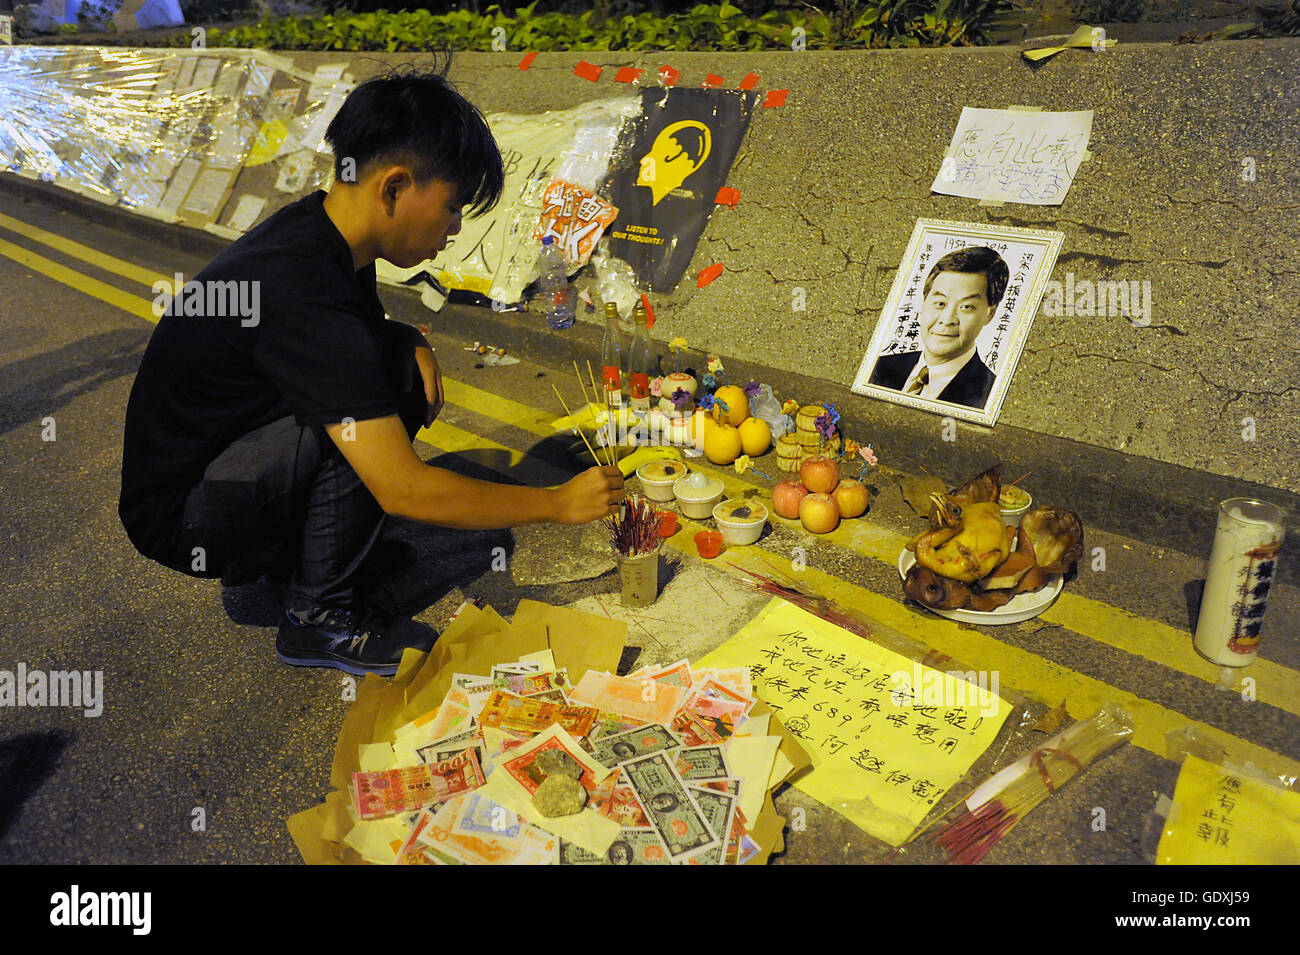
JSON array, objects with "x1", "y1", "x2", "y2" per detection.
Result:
[
  {"x1": 478, "y1": 690, "x2": 597, "y2": 738},
  {"x1": 352, "y1": 750, "x2": 485, "y2": 821},
  {"x1": 620, "y1": 751, "x2": 719, "y2": 860}
]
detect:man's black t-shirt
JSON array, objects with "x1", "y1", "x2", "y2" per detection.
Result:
[{"x1": 119, "y1": 191, "x2": 404, "y2": 563}]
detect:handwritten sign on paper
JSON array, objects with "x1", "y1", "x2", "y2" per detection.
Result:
[
  {"x1": 532, "y1": 178, "x2": 619, "y2": 268},
  {"x1": 931, "y1": 107, "x2": 1093, "y2": 206},
  {"x1": 697, "y1": 599, "x2": 1012, "y2": 846},
  {"x1": 1157, "y1": 754, "x2": 1300, "y2": 864}
]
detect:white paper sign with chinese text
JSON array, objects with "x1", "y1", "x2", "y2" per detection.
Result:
[{"x1": 931, "y1": 107, "x2": 1093, "y2": 206}]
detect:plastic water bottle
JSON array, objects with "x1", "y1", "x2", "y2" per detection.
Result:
[{"x1": 538, "y1": 236, "x2": 575, "y2": 330}]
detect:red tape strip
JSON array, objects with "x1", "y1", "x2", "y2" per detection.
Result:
[
  {"x1": 762, "y1": 89, "x2": 789, "y2": 108},
  {"x1": 615, "y1": 66, "x2": 643, "y2": 84},
  {"x1": 574, "y1": 61, "x2": 603, "y2": 82},
  {"x1": 702, "y1": 73, "x2": 725, "y2": 89},
  {"x1": 658, "y1": 65, "x2": 681, "y2": 87},
  {"x1": 737, "y1": 71, "x2": 760, "y2": 91},
  {"x1": 641, "y1": 293, "x2": 656, "y2": 329},
  {"x1": 518, "y1": 51, "x2": 538, "y2": 70},
  {"x1": 696, "y1": 264, "x2": 724, "y2": 288},
  {"x1": 714, "y1": 187, "x2": 740, "y2": 208}
]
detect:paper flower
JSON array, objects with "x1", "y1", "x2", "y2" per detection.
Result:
[
  {"x1": 671, "y1": 387, "x2": 692, "y2": 411},
  {"x1": 821, "y1": 401, "x2": 841, "y2": 430},
  {"x1": 844, "y1": 438, "x2": 860, "y2": 457},
  {"x1": 650, "y1": 377, "x2": 663, "y2": 398},
  {"x1": 707, "y1": 356, "x2": 724, "y2": 374},
  {"x1": 669, "y1": 337, "x2": 688, "y2": 353},
  {"x1": 699, "y1": 393, "x2": 715, "y2": 411},
  {"x1": 733, "y1": 454, "x2": 775, "y2": 481},
  {"x1": 701, "y1": 372, "x2": 717, "y2": 391},
  {"x1": 815, "y1": 412, "x2": 836, "y2": 442},
  {"x1": 743, "y1": 380, "x2": 762, "y2": 398},
  {"x1": 714, "y1": 396, "x2": 730, "y2": 415},
  {"x1": 781, "y1": 398, "x2": 800, "y2": 416},
  {"x1": 859, "y1": 445, "x2": 878, "y2": 467}
]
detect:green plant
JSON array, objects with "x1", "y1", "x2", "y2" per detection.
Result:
[
  {"x1": 1068, "y1": 0, "x2": 1147, "y2": 23},
  {"x1": 187, "y1": 0, "x2": 1020, "y2": 51}
]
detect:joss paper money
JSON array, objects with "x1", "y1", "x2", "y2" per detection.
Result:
[
  {"x1": 620, "y1": 751, "x2": 719, "y2": 860},
  {"x1": 352, "y1": 750, "x2": 485, "y2": 820},
  {"x1": 590, "y1": 723, "x2": 682, "y2": 767},
  {"x1": 478, "y1": 690, "x2": 598, "y2": 738}
]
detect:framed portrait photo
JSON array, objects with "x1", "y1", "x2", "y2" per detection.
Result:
[{"x1": 851, "y1": 219, "x2": 1064, "y2": 427}]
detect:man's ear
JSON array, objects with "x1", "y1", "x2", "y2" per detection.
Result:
[{"x1": 378, "y1": 167, "x2": 414, "y2": 214}]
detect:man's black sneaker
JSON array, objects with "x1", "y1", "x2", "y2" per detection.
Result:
[{"x1": 275, "y1": 607, "x2": 436, "y2": 676}]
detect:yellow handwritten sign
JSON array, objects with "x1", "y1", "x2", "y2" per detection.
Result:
[
  {"x1": 697, "y1": 599, "x2": 1012, "y2": 846},
  {"x1": 1157, "y1": 754, "x2": 1300, "y2": 864}
]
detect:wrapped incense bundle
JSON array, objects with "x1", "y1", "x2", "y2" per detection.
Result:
[{"x1": 932, "y1": 702, "x2": 1134, "y2": 864}]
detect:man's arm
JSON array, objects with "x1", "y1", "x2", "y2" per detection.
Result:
[{"x1": 324, "y1": 415, "x2": 622, "y2": 529}]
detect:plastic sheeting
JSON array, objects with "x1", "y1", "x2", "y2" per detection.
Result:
[
  {"x1": 0, "y1": 46, "x2": 752, "y2": 308},
  {"x1": 0, "y1": 46, "x2": 350, "y2": 230}
]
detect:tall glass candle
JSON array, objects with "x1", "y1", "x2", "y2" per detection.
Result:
[{"x1": 1193, "y1": 498, "x2": 1285, "y2": 667}]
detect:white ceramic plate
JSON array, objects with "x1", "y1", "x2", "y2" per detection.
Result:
[{"x1": 897, "y1": 550, "x2": 1063, "y2": 625}]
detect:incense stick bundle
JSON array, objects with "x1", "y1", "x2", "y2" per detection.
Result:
[
  {"x1": 604, "y1": 496, "x2": 664, "y2": 556},
  {"x1": 550, "y1": 383, "x2": 606, "y2": 465},
  {"x1": 728, "y1": 563, "x2": 874, "y2": 640},
  {"x1": 931, "y1": 702, "x2": 1134, "y2": 864}
]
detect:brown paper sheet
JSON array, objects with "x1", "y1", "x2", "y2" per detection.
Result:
[{"x1": 512, "y1": 598, "x2": 626, "y2": 677}]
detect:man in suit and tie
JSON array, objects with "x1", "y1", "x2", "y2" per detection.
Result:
[{"x1": 868, "y1": 246, "x2": 1009, "y2": 410}]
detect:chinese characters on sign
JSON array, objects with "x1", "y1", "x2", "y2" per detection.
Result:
[
  {"x1": 931, "y1": 108, "x2": 1094, "y2": 206},
  {"x1": 1157, "y1": 754, "x2": 1300, "y2": 864},
  {"x1": 532, "y1": 178, "x2": 619, "y2": 268},
  {"x1": 696, "y1": 599, "x2": 1012, "y2": 846}
]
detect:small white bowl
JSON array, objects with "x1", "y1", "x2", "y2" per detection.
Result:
[
  {"x1": 999, "y1": 488, "x2": 1033, "y2": 526},
  {"x1": 713, "y1": 498, "x2": 768, "y2": 546},
  {"x1": 673, "y1": 473, "x2": 724, "y2": 519},
  {"x1": 636, "y1": 460, "x2": 689, "y2": 502}
]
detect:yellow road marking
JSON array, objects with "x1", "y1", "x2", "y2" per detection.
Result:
[
  {"x1": 667, "y1": 517, "x2": 1300, "y2": 782},
  {"x1": 417, "y1": 408, "x2": 1300, "y2": 775},
  {"x1": 11, "y1": 219, "x2": 1298, "y2": 723},
  {"x1": 415, "y1": 420, "x2": 568, "y2": 487},
  {"x1": 0, "y1": 235, "x2": 159, "y2": 324},
  {"x1": 0, "y1": 210, "x2": 171, "y2": 289},
  {"x1": 441, "y1": 378, "x2": 563, "y2": 438}
]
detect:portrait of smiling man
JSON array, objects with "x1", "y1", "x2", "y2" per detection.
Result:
[
  {"x1": 867, "y1": 245, "x2": 1009, "y2": 410},
  {"x1": 119, "y1": 63, "x2": 623, "y2": 678}
]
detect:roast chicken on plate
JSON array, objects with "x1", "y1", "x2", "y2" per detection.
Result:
[{"x1": 902, "y1": 467, "x2": 1083, "y2": 613}]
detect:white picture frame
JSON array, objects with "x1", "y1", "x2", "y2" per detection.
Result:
[{"x1": 851, "y1": 218, "x2": 1064, "y2": 427}]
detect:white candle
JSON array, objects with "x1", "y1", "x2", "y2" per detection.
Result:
[{"x1": 1193, "y1": 498, "x2": 1285, "y2": 667}]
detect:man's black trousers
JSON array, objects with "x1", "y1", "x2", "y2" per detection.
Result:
[{"x1": 167, "y1": 324, "x2": 427, "y2": 614}]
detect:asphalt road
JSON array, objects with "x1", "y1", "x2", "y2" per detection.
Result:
[{"x1": 0, "y1": 184, "x2": 1296, "y2": 867}]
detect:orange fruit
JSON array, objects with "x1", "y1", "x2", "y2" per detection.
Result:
[
  {"x1": 712, "y1": 385, "x2": 750, "y2": 427},
  {"x1": 689, "y1": 408, "x2": 717, "y2": 450},
  {"x1": 704, "y1": 422, "x2": 743, "y2": 465},
  {"x1": 738, "y1": 417, "x2": 771, "y2": 456}
]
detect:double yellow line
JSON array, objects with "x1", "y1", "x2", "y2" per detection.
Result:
[{"x1": 4, "y1": 206, "x2": 1297, "y2": 779}]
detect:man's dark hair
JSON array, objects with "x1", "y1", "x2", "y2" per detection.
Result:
[
  {"x1": 325, "y1": 59, "x2": 505, "y2": 217},
  {"x1": 922, "y1": 246, "x2": 1010, "y2": 309}
]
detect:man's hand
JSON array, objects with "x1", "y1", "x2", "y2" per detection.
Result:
[
  {"x1": 414, "y1": 345, "x2": 444, "y2": 426},
  {"x1": 552, "y1": 465, "x2": 625, "y2": 524}
]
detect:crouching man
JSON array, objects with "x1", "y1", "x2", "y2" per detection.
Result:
[{"x1": 119, "y1": 65, "x2": 623, "y2": 676}]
